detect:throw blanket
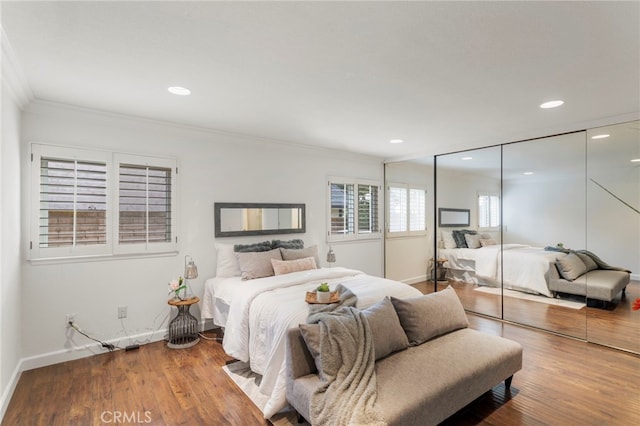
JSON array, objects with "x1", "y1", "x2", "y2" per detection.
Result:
[
  {"x1": 306, "y1": 285, "x2": 385, "y2": 426},
  {"x1": 545, "y1": 247, "x2": 631, "y2": 273}
]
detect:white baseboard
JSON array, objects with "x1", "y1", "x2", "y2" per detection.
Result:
[
  {"x1": 631, "y1": 273, "x2": 639, "y2": 281},
  {"x1": 400, "y1": 274, "x2": 427, "y2": 285},
  {"x1": 0, "y1": 360, "x2": 23, "y2": 424}
]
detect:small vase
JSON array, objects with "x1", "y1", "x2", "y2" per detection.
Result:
[{"x1": 317, "y1": 290, "x2": 330, "y2": 303}]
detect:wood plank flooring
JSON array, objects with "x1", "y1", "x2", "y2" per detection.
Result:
[{"x1": 4, "y1": 287, "x2": 640, "y2": 425}]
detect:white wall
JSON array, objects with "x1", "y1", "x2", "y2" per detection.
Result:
[
  {"x1": 384, "y1": 160, "x2": 434, "y2": 283},
  {"x1": 19, "y1": 101, "x2": 384, "y2": 368},
  {"x1": 1, "y1": 83, "x2": 23, "y2": 416}
]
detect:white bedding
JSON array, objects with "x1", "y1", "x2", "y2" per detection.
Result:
[
  {"x1": 441, "y1": 244, "x2": 565, "y2": 297},
  {"x1": 202, "y1": 267, "x2": 421, "y2": 418}
]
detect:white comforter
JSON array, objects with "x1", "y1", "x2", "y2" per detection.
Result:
[
  {"x1": 442, "y1": 244, "x2": 564, "y2": 297},
  {"x1": 220, "y1": 267, "x2": 422, "y2": 418}
]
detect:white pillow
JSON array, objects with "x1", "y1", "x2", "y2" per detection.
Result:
[
  {"x1": 465, "y1": 233, "x2": 482, "y2": 249},
  {"x1": 271, "y1": 257, "x2": 317, "y2": 275},
  {"x1": 215, "y1": 243, "x2": 241, "y2": 277},
  {"x1": 441, "y1": 231, "x2": 457, "y2": 249}
]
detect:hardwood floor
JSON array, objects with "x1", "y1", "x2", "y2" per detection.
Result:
[{"x1": 4, "y1": 292, "x2": 640, "y2": 425}]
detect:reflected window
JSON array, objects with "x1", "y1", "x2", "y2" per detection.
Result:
[
  {"x1": 388, "y1": 183, "x2": 426, "y2": 234},
  {"x1": 478, "y1": 192, "x2": 500, "y2": 229}
]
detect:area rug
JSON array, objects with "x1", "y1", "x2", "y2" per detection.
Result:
[
  {"x1": 223, "y1": 361, "x2": 309, "y2": 426},
  {"x1": 473, "y1": 286, "x2": 586, "y2": 309}
]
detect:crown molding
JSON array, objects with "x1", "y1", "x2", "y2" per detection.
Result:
[{"x1": 1, "y1": 27, "x2": 34, "y2": 109}]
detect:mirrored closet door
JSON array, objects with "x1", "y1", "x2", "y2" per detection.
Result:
[
  {"x1": 435, "y1": 146, "x2": 502, "y2": 319},
  {"x1": 586, "y1": 121, "x2": 640, "y2": 353},
  {"x1": 502, "y1": 133, "x2": 587, "y2": 339}
]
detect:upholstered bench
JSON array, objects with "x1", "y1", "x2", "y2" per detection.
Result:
[
  {"x1": 285, "y1": 287, "x2": 523, "y2": 425},
  {"x1": 549, "y1": 269, "x2": 629, "y2": 304}
]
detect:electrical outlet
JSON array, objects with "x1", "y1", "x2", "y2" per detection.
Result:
[
  {"x1": 65, "y1": 313, "x2": 76, "y2": 325},
  {"x1": 118, "y1": 306, "x2": 127, "y2": 319}
]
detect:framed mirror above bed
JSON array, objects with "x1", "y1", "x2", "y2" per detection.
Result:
[{"x1": 215, "y1": 202, "x2": 305, "y2": 237}]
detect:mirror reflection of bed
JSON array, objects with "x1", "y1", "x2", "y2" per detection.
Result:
[{"x1": 389, "y1": 119, "x2": 639, "y2": 355}]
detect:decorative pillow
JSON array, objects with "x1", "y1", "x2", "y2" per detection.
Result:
[
  {"x1": 271, "y1": 257, "x2": 317, "y2": 276},
  {"x1": 441, "y1": 231, "x2": 457, "y2": 249},
  {"x1": 575, "y1": 252, "x2": 598, "y2": 272},
  {"x1": 452, "y1": 229, "x2": 476, "y2": 248},
  {"x1": 280, "y1": 245, "x2": 321, "y2": 268},
  {"x1": 215, "y1": 243, "x2": 241, "y2": 277},
  {"x1": 234, "y1": 241, "x2": 273, "y2": 253},
  {"x1": 390, "y1": 286, "x2": 469, "y2": 346},
  {"x1": 464, "y1": 233, "x2": 482, "y2": 249},
  {"x1": 556, "y1": 253, "x2": 587, "y2": 281},
  {"x1": 272, "y1": 239, "x2": 304, "y2": 249},
  {"x1": 236, "y1": 248, "x2": 283, "y2": 280},
  {"x1": 299, "y1": 323, "x2": 322, "y2": 374},
  {"x1": 480, "y1": 238, "x2": 498, "y2": 247},
  {"x1": 361, "y1": 298, "x2": 409, "y2": 360}
]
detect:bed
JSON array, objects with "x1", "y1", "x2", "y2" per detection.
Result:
[
  {"x1": 440, "y1": 243, "x2": 566, "y2": 297},
  {"x1": 201, "y1": 242, "x2": 422, "y2": 418}
]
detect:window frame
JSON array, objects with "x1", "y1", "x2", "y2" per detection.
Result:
[
  {"x1": 29, "y1": 143, "x2": 178, "y2": 262},
  {"x1": 327, "y1": 176, "x2": 382, "y2": 243},
  {"x1": 477, "y1": 191, "x2": 500, "y2": 231},
  {"x1": 386, "y1": 182, "x2": 427, "y2": 238}
]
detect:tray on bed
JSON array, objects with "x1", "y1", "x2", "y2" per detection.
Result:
[{"x1": 305, "y1": 291, "x2": 340, "y2": 304}]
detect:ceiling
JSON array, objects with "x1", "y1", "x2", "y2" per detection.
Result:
[{"x1": 2, "y1": 1, "x2": 639, "y2": 161}]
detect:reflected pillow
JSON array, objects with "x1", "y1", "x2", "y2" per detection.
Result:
[
  {"x1": 575, "y1": 252, "x2": 598, "y2": 272},
  {"x1": 271, "y1": 257, "x2": 317, "y2": 275},
  {"x1": 556, "y1": 253, "x2": 587, "y2": 281},
  {"x1": 236, "y1": 248, "x2": 283, "y2": 280},
  {"x1": 465, "y1": 233, "x2": 482, "y2": 249},
  {"x1": 480, "y1": 238, "x2": 497, "y2": 247},
  {"x1": 441, "y1": 231, "x2": 457, "y2": 249}
]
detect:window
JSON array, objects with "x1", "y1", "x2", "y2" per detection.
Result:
[
  {"x1": 387, "y1": 184, "x2": 426, "y2": 236},
  {"x1": 328, "y1": 178, "x2": 381, "y2": 241},
  {"x1": 478, "y1": 192, "x2": 500, "y2": 229},
  {"x1": 30, "y1": 144, "x2": 178, "y2": 261}
]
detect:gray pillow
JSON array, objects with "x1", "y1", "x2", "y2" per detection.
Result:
[
  {"x1": 234, "y1": 241, "x2": 273, "y2": 253},
  {"x1": 556, "y1": 253, "x2": 587, "y2": 281},
  {"x1": 280, "y1": 245, "x2": 321, "y2": 268},
  {"x1": 390, "y1": 286, "x2": 469, "y2": 346},
  {"x1": 575, "y1": 252, "x2": 598, "y2": 272},
  {"x1": 272, "y1": 239, "x2": 304, "y2": 249},
  {"x1": 362, "y1": 298, "x2": 409, "y2": 360},
  {"x1": 299, "y1": 323, "x2": 322, "y2": 374},
  {"x1": 236, "y1": 248, "x2": 283, "y2": 280}
]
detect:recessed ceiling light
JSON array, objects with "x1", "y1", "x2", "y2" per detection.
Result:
[
  {"x1": 591, "y1": 134, "x2": 610, "y2": 139},
  {"x1": 461, "y1": 156, "x2": 473, "y2": 161},
  {"x1": 523, "y1": 171, "x2": 534, "y2": 175},
  {"x1": 168, "y1": 86, "x2": 191, "y2": 96},
  {"x1": 540, "y1": 100, "x2": 564, "y2": 109},
  {"x1": 631, "y1": 158, "x2": 640, "y2": 163},
  {"x1": 389, "y1": 139, "x2": 404, "y2": 144}
]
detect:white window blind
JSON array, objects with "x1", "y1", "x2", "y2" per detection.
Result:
[
  {"x1": 39, "y1": 157, "x2": 108, "y2": 248},
  {"x1": 328, "y1": 178, "x2": 381, "y2": 241},
  {"x1": 387, "y1": 184, "x2": 426, "y2": 235},
  {"x1": 118, "y1": 164, "x2": 172, "y2": 244},
  {"x1": 478, "y1": 193, "x2": 500, "y2": 229}
]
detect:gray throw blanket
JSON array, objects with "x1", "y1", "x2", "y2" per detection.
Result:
[
  {"x1": 545, "y1": 246, "x2": 631, "y2": 273},
  {"x1": 306, "y1": 285, "x2": 386, "y2": 426}
]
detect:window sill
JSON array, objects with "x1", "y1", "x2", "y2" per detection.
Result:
[{"x1": 28, "y1": 250, "x2": 179, "y2": 266}]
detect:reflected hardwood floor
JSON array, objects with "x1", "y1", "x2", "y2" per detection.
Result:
[{"x1": 4, "y1": 293, "x2": 640, "y2": 425}]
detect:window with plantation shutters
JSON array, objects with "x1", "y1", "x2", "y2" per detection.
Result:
[
  {"x1": 118, "y1": 164, "x2": 172, "y2": 245},
  {"x1": 39, "y1": 157, "x2": 108, "y2": 248},
  {"x1": 30, "y1": 144, "x2": 178, "y2": 261},
  {"x1": 328, "y1": 177, "x2": 381, "y2": 241},
  {"x1": 387, "y1": 184, "x2": 426, "y2": 236},
  {"x1": 478, "y1": 192, "x2": 500, "y2": 229}
]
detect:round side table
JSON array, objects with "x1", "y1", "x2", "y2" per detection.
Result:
[{"x1": 167, "y1": 297, "x2": 200, "y2": 349}]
